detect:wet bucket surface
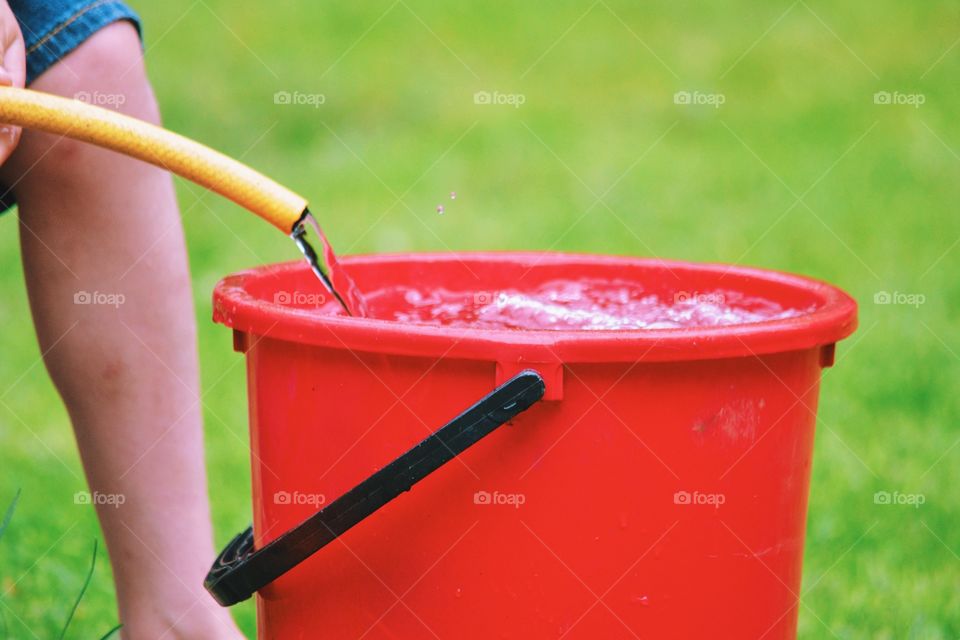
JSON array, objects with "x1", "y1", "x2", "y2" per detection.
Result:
[{"x1": 213, "y1": 252, "x2": 857, "y2": 640}]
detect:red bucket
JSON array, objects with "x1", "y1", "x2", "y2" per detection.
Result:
[{"x1": 209, "y1": 252, "x2": 856, "y2": 639}]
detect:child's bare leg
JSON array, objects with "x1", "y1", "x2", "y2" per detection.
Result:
[{"x1": 0, "y1": 22, "x2": 243, "y2": 639}]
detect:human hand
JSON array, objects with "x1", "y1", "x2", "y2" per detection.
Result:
[{"x1": 0, "y1": 0, "x2": 25, "y2": 164}]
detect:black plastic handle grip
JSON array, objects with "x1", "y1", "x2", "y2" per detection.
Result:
[{"x1": 205, "y1": 369, "x2": 546, "y2": 606}]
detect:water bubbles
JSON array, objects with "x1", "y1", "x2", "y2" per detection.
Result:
[
  {"x1": 450, "y1": 191, "x2": 457, "y2": 200},
  {"x1": 436, "y1": 205, "x2": 445, "y2": 215},
  {"x1": 385, "y1": 279, "x2": 807, "y2": 330}
]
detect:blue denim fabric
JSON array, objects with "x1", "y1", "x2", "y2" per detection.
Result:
[{"x1": 10, "y1": 0, "x2": 142, "y2": 85}]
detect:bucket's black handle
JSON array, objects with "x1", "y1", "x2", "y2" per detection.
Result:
[{"x1": 205, "y1": 369, "x2": 546, "y2": 606}]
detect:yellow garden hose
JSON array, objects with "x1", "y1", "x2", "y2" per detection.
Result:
[{"x1": 0, "y1": 86, "x2": 307, "y2": 233}]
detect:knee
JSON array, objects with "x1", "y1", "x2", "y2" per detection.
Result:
[
  {"x1": 1, "y1": 21, "x2": 159, "y2": 183},
  {"x1": 37, "y1": 20, "x2": 155, "y2": 116}
]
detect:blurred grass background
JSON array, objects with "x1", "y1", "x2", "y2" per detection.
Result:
[{"x1": 1, "y1": 0, "x2": 958, "y2": 637}]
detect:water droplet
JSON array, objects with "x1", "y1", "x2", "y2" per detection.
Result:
[
  {"x1": 450, "y1": 191, "x2": 457, "y2": 200},
  {"x1": 437, "y1": 205, "x2": 445, "y2": 215},
  {"x1": 455, "y1": 587, "x2": 463, "y2": 598}
]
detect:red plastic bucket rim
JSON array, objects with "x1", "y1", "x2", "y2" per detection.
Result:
[{"x1": 212, "y1": 251, "x2": 858, "y2": 364}]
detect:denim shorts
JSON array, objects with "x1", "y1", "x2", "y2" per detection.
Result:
[
  {"x1": 1, "y1": 1, "x2": 141, "y2": 210},
  {"x1": 10, "y1": 0, "x2": 142, "y2": 85}
]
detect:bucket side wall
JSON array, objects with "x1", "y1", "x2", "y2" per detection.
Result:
[{"x1": 242, "y1": 336, "x2": 821, "y2": 640}]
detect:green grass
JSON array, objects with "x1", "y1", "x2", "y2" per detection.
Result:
[{"x1": 1, "y1": 0, "x2": 958, "y2": 637}]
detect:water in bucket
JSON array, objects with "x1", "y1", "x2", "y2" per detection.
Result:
[
  {"x1": 290, "y1": 223, "x2": 807, "y2": 331},
  {"x1": 293, "y1": 210, "x2": 813, "y2": 330},
  {"x1": 369, "y1": 280, "x2": 808, "y2": 330},
  {"x1": 293, "y1": 212, "x2": 808, "y2": 330}
]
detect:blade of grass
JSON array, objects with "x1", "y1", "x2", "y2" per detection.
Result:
[
  {"x1": 0, "y1": 489, "x2": 20, "y2": 542},
  {"x1": 57, "y1": 539, "x2": 97, "y2": 640},
  {"x1": 98, "y1": 623, "x2": 123, "y2": 640},
  {"x1": 1, "y1": 489, "x2": 21, "y2": 640}
]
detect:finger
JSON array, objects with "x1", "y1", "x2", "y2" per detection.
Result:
[
  {"x1": 3, "y1": 39, "x2": 25, "y2": 88},
  {"x1": 0, "y1": 72, "x2": 22, "y2": 164},
  {"x1": 0, "y1": 44, "x2": 25, "y2": 165}
]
